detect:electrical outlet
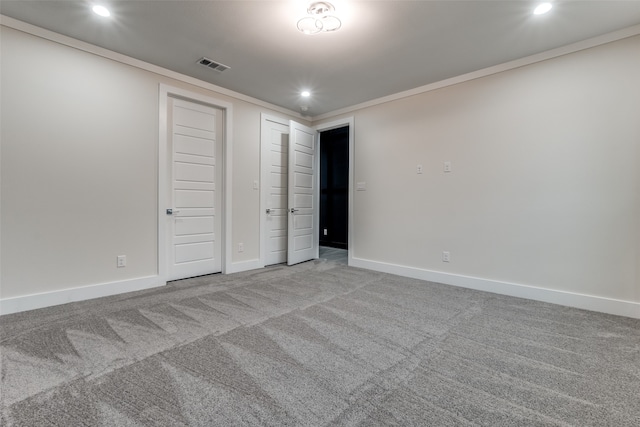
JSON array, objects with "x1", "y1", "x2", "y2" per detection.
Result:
[
  {"x1": 117, "y1": 255, "x2": 126, "y2": 268},
  {"x1": 238, "y1": 242, "x2": 244, "y2": 253},
  {"x1": 253, "y1": 180, "x2": 259, "y2": 190},
  {"x1": 444, "y1": 161, "x2": 452, "y2": 173},
  {"x1": 417, "y1": 164, "x2": 423, "y2": 174},
  {"x1": 442, "y1": 251, "x2": 451, "y2": 262},
  {"x1": 323, "y1": 228, "x2": 328, "y2": 236}
]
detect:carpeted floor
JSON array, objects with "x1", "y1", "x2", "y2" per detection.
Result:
[{"x1": 1, "y1": 260, "x2": 639, "y2": 426}]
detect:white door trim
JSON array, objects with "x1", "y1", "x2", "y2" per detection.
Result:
[
  {"x1": 315, "y1": 117, "x2": 354, "y2": 266},
  {"x1": 159, "y1": 84, "x2": 233, "y2": 280},
  {"x1": 259, "y1": 113, "x2": 290, "y2": 267}
]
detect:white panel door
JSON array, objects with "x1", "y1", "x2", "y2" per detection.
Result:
[
  {"x1": 287, "y1": 121, "x2": 318, "y2": 265},
  {"x1": 167, "y1": 98, "x2": 222, "y2": 280},
  {"x1": 263, "y1": 120, "x2": 289, "y2": 266}
]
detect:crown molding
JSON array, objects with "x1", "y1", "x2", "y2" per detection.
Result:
[
  {"x1": 0, "y1": 15, "x2": 306, "y2": 120},
  {"x1": 2, "y1": 15, "x2": 639, "y2": 126},
  {"x1": 312, "y1": 24, "x2": 640, "y2": 122}
]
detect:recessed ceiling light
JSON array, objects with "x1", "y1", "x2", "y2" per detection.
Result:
[
  {"x1": 533, "y1": 3, "x2": 553, "y2": 15},
  {"x1": 301, "y1": 91, "x2": 311, "y2": 97},
  {"x1": 92, "y1": 5, "x2": 111, "y2": 17}
]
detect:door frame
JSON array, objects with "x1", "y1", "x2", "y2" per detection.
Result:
[
  {"x1": 315, "y1": 117, "x2": 354, "y2": 265},
  {"x1": 158, "y1": 84, "x2": 233, "y2": 281}
]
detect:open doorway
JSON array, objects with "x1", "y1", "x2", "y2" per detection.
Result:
[
  {"x1": 319, "y1": 126, "x2": 349, "y2": 263},
  {"x1": 260, "y1": 115, "x2": 353, "y2": 268}
]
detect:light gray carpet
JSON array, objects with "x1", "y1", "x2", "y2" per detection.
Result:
[{"x1": 1, "y1": 260, "x2": 639, "y2": 426}]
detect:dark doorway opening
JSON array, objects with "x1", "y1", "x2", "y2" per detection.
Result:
[{"x1": 319, "y1": 126, "x2": 349, "y2": 249}]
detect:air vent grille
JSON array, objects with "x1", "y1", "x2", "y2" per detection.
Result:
[{"x1": 197, "y1": 57, "x2": 230, "y2": 72}]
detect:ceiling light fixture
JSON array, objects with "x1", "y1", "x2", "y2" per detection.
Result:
[
  {"x1": 533, "y1": 3, "x2": 553, "y2": 15},
  {"x1": 297, "y1": 1, "x2": 342, "y2": 35},
  {"x1": 301, "y1": 91, "x2": 311, "y2": 97},
  {"x1": 92, "y1": 5, "x2": 111, "y2": 17}
]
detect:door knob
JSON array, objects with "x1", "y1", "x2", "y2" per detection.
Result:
[
  {"x1": 290, "y1": 208, "x2": 299, "y2": 213},
  {"x1": 166, "y1": 208, "x2": 181, "y2": 215},
  {"x1": 266, "y1": 208, "x2": 272, "y2": 214}
]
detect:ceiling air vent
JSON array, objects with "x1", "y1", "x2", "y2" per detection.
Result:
[{"x1": 197, "y1": 57, "x2": 230, "y2": 72}]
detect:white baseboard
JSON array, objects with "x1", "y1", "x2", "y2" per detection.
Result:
[
  {"x1": 4, "y1": 260, "x2": 638, "y2": 319},
  {"x1": 0, "y1": 275, "x2": 163, "y2": 316},
  {"x1": 0, "y1": 258, "x2": 265, "y2": 316},
  {"x1": 225, "y1": 259, "x2": 264, "y2": 274},
  {"x1": 351, "y1": 257, "x2": 640, "y2": 319}
]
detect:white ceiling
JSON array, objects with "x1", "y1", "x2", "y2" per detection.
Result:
[{"x1": 2, "y1": 1, "x2": 640, "y2": 117}]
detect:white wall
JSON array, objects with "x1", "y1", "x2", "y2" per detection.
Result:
[
  {"x1": 0, "y1": 24, "x2": 304, "y2": 307},
  {"x1": 2, "y1": 20, "x2": 639, "y2": 318},
  {"x1": 320, "y1": 35, "x2": 640, "y2": 314}
]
